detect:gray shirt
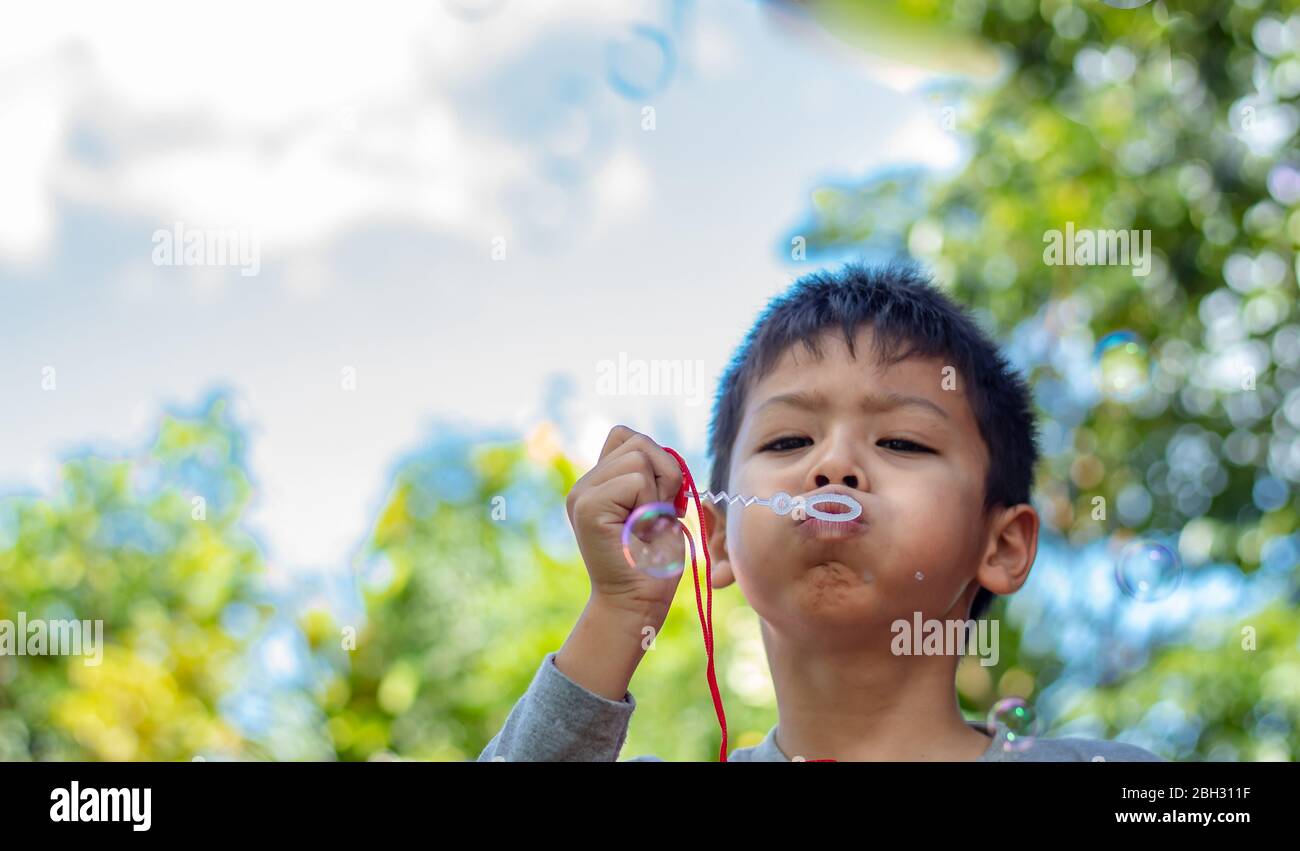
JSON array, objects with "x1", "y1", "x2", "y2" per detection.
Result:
[{"x1": 477, "y1": 650, "x2": 1165, "y2": 762}]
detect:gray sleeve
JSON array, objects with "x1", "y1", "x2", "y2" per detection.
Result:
[
  {"x1": 476, "y1": 650, "x2": 658, "y2": 762},
  {"x1": 1085, "y1": 739, "x2": 1166, "y2": 762},
  {"x1": 999, "y1": 736, "x2": 1167, "y2": 762}
]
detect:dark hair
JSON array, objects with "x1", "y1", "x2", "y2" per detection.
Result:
[{"x1": 706, "y1": 259, "x2": 1039, "y2": 620}]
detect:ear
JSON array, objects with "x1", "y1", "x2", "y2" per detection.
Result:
[
  {"x1": 974, "y1": 503, "x2": 1039, "y2": 597},
  {"x1": 699, "y1": 500, "x2": 736, "y2": 589}
]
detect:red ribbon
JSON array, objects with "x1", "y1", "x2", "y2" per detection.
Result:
[
  {"x1": 662, "y1": 447, "x2": 729, "y2": 761},
  {"x1": 661, "y1": 447, "x2": 836, "y2": 764}
]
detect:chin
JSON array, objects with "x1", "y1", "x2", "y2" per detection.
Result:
[{"x1": 788, "y1": 561, "x2": 878, "y2": 615}]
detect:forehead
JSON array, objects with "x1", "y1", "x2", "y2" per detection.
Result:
[{"x1": 742, "y1": 325, "x2": 982, "y2": 436}]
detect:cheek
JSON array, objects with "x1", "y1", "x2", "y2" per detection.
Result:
[
  {"x1": 723, "y1": 506, "x2": 792, "y2": 576},
  {"x1": 896, "y1": 463, "x2": 979, "y2": 523},
  {"x1": 725, "y1": 505, "x2": 770, "y2": 555},
  {"x1": 880, "y1": 470, "x2": 983, "y2": 571}
]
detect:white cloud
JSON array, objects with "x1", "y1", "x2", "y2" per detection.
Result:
[
  {"x1": 0, "y1": 56, "x2": 70, "y2": 264},
  {"x1": 0, "y1": 0, "x2": 651, "y2": 266},
  {"x1": 873, "y1": 108, "x2": 962, "y2": 171},
  {"x1": 593, "y1": 149, "x2": 650, "y2": 218},
  {"x1": 694, "y1": 23, "x2": 741, "y2": 77}
]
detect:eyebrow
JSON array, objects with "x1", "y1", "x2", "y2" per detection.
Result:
[{"x1": 754, "y1": 390, "x2": 951, "y2": 421}]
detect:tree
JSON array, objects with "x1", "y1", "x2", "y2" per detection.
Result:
[
  {"x1": 312, "y1": 424, "x2": 785, "y2": 761},
  {"x1": 0, "y1": 391, "x2": 269, "y2": 760},
  {"x1": 789, "y1": 0, "x2": 1299, "y2": 758}
]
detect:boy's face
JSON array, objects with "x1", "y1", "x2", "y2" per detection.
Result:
[{"x1": 705, "y1": 324, "x2": 1027, "y2": 643}]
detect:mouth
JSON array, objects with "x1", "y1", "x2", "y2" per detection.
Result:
[
  {"x1": 795, "y1": 488, "x2": 866, "y2": 525},
  {"x1": 792, "y1": 488, "x2": 867, "y2": 541},
  {"x1": 811, "y1": 501, "x2": 855, "y2": 518},
  {"x1": 796, "y1": 515, "x2": 868, "y2": 540}
]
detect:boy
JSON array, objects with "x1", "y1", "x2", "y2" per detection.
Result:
[{"x1": 478, "y1": 261, "x2": 1162, "y2": 762}]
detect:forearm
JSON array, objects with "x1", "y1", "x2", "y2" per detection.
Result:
[{"x1": 555, "y1": 596, "x2": 664, "y2": 702}]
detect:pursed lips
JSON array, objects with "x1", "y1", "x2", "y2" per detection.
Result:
[
  {"x1": 795, "y1": 488, "x2": 866, "y2": 525},
  {"x1": 794, "y1": 490, "x2": 867, "y2": 538}
]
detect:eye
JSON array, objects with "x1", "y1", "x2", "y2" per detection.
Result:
[
  {"x1": 878, "y1": 438, "x2": 935, "y2": 454},
  {"x1": 761, "y1": 436, "x2": 811, "y2": 452}
]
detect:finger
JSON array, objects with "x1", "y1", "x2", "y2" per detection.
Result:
[
  {"x1": 600, "y1": 434, "x2": 683, "y2": 505},
  {"x1": 596, "y1": 427, "x2": 682, "y2": 503},
  {"x1": 567, "y1": 447, "x2": 658, "y2": 528},
  {"x1": 597, "y1": 425, "x2": 638, "y2": 463},
  {"x1": 568, "y1": 426, "x2": 639, "y2": 515},
  {"x1": 588, "y1": 470, "x2": 660, "y2": 524},
  {"x1": 580, "y1": 448, "x2": 655, "y2": 493}
]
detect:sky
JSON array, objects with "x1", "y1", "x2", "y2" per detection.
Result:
[{"x1": 0, "y1": 0, "x2": 965, "y2": 574}]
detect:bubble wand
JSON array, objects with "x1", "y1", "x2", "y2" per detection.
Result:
[
  {"x1": 686, "y1": 489, "x2": 862, "y2": 522},
  {"x1": 621, "y1": 487, "x2": 863, "y2": 579},
  {"x1": 623, "y1": 447, "x2": 856, "y2": 762}
]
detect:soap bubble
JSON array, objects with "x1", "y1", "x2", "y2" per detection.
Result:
[
  {"x1": 1115, "y1": 539, "x2": 1182, "y2": 601},
  {"x1": 622, "y1": 503, "x2": 686, "y2": 578},
  {"x1": 1094, "y1": 331, "x2": 1150, "y2": 401},
  {"x1": 605, "y1": 25, "x2": 676, "y2": 100},
  {"x1": 987, "y1": 698, "x2": 1039, "y2": 752}
]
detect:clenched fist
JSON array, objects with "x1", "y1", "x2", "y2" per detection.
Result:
[{"x1": 565, "y1": 425, "x2": 687, "y2": 620}]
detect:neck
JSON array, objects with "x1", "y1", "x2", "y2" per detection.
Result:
[{"x1": 761, "y1": 620, "x2": 993, "y2": 761}]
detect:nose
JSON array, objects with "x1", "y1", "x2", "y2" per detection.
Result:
[{"x1": 811, "y1": 452, "x2": 865, "y2": 492}]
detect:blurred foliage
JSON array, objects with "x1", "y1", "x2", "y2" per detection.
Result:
[
  {"x1": 312, "y1": 0, "x2": 1300, "y2": 761},
  {"x1": 1068, "y1": 604, "x2": 1300, "y2": 760},
  {"x1": 0, "y1": 393, "x2": 268, "y2": 760},
  {"x1": 791, "y1": 0, "x2": 1300, "y2": 758},
  {"x1": 7, "y1": 0, "x2": 1300, "y2": 764},
  {"x1": 309, "y1": 427, "x2": 789, "y2": 761}
]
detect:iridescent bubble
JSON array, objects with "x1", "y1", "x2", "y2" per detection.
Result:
[
  {"x1": 605, "y1": 25, "x2": 675, "y2": 100},
  {"x1": 1115, "y1": 539, "x2": 1182, "y2": 601},
  {"x1": 505, "y1": 176, "x2": 585, "y2": 248},
  {"x1": 1094, "y1": 331, "x2": 1150, "y2": 401},
  {"x1": 539, "y1": 105, "x2": 591, "y2": 162},
  {"x1": 622, "y1": 502, "x2": 686, "y2": 578},
  {"x1": 987, "y1": 698, "x2": 1039, "y2": 752}
]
